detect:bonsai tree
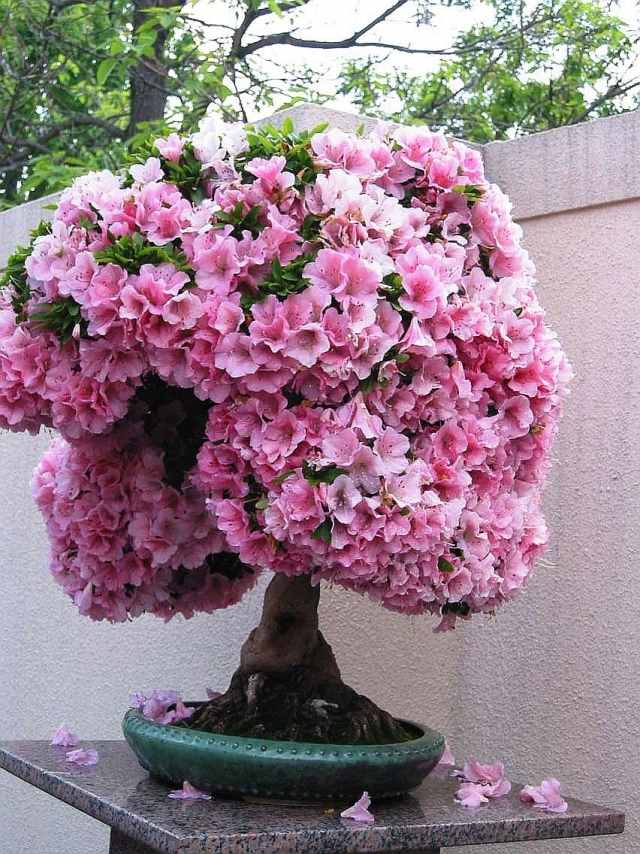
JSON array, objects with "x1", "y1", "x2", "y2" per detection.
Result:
[{"x1": 0, "y1": 111, "x2": 571, "y2": 744}]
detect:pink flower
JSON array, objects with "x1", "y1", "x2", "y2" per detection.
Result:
[
  {"x1": 214, "y1": 334, "x2": 257, "y2": 377},
  {"x1": 168, "y1": 780, "x2": 212, "y2": 800},
  {"x1": 155, "y1": 133, "x2": 184, "y2": 162},
  {"x1": 161, "y1": 291, "x2": 204, "y2": 328},
  {"x1": 374, "y1": 428, "x2": 410, "y2": 475},
  {"x1": 321, "y1": 429, "x2": 360, "y2": 467},
  {"x1": 192, "y1": 232, "x2": 240, "y2": 294},
  {"x1": 399, "y1": 267, "x2": 442, "y2": 319},
  {"x1": 455, "y1": 758, "x2": 511, "y2": 799},
  {"x1": 66, "y1": 748, "x2": 99, "y2": 766},
  {"x1": 131, "y1": 690, "x2": 193, "y2": 724},
  {"x1": 520, "y1": 779, "x2": 568, "y2": 813},
  {"x1": 340, "y1": 791, "x2": 375, "y2": 824},
  {"x1": 246, "y1": 156, "x2": 294, "y2": 194},
  {"x1": 348, "y1": 446, "x2": 383, "y2": 494},
  {"x1": 433, "y1": 422, "x2": 468, "y2": 463},
  {"x1": 51, "y1": 725, "x2": 79, "y2": 748},
  {"x1": 130, "y1": 157, "x2": 163, "y2": 184},
  {"x1": 327, "y1": 475, "x2": 361, "y2": 524},
  {"x1": 456, "y1": 781, "x2": 490, "y2": 809},
  {"x1": 286, "y1": 323, "x2": 330, "y2": 368}
]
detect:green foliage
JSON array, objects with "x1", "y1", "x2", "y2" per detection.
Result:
[
  {"x1": 240, "y1": 252, "x2": 315, "y2": 311},
  {"x1": 124, "y1": 134, "x2": 204, "y2": 200},
  {"x1": 437, "y1": 556, "x2": 456, "y2": 573},
  {"x1": 30, "y1": 296, "x2": 86, "y2": 342},
  {"x1": 215, "y1": 203, "x2": 264, "y2": 239},
  {"x1": 453, "y1": 184, "x2": 484, "y2": 203},
  {"x1": 94, "y1": 232, "x2": 191, "y2": 275},
  {"x1": 339, "y1": 0, "x2": 638, "y2": 143},
  {"x1": 311, "y1": 518, "x2": 332, "y2": 543},
  {"x1": 0, "y1": 220, "x2": 52, "y2": 318},
  {"x1": 237, "y1": 120, "x2": 328, "y2": 188},
  {"x1": 302, "y1": 461, "x2": 347, "y2": 486}
]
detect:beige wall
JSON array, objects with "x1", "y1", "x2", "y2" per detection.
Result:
[{"x1": 1, "y1": 105, "x2": 637, "y2": 853}]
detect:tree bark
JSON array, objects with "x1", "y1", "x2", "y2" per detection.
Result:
[
  {"x1": 238, "y1": 573, "x2": 341, "y2": 679},
  {"x1": 128, "y1": 0, "x2": 185, "y2": 136},
  {"x1": 185, "y1": 574, "x2": 414, "y2": 745}
]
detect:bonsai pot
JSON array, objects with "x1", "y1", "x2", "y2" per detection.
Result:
[{"x1": 123, "y1": 706, "x2": 444, "y2": 802}]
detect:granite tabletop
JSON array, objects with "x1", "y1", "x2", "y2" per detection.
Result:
[{"x1": 0, "y1": 740, "x2": 624, "y2": 854}]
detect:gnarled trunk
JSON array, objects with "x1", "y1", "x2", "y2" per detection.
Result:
[{"x1": 186, "y1": 574, "x2": 414, "y2": 745}]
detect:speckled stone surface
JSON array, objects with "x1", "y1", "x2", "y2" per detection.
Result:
[{"x1": 0, "y1": 741, "x2": 624, "y2": 854}]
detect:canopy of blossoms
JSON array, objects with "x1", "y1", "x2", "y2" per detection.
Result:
[{"x1": 0, "y1": 112, "x2": 571, "y2": 628}]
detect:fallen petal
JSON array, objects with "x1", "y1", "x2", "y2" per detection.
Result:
[
  {"x1": 437, "y1": 740, "x2": 456, "y2": 767},
  {"x1": 51, "y1": 725, "x2": 79, "y2": 748},
  {"x1": 168, "y1": 780, "x2": 212, "y2": 800},
  {"x1": 65, "y1": 748, "x2": 99, "y2": 766},
  {"x1": 520, "y1": 778, "x2": 568, "y2": 813},
  {"x1": 455, "y1": 781, "x2": 489, "y2": 808},
  {"x1": 340, "y1": 791, "x2": 375, "y2": 824}
]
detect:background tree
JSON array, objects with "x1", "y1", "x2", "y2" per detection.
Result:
[{"x1": 0, "y1": 0, "x2": 638, "y2": 207}]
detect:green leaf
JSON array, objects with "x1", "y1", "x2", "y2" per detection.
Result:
[
  {"x1": 302, "y1": 461, "x2": 346, "y2": 486},
  {"x1": 96, "y1": 58, "x2": 117, "y2": 87},
  {"x1": 30, "y1": 296, "x2": 87, "y2": 342},
  {"x1": 255, "y1": 497, "x2": 269, "y2": 511},
  {"x1": 267, "y1": 0, "x2": 283, "y2": 15},
  {"x1": 0, "y1": 220, "x2": 53, "y2": 319},
  {"x1": 438, "y1": 556, "x2": 456, "y2": 574},
  {"x1": 312, "y1": 518, "x2": 332, "y2": 543},
  {"x1": 94, "y1": 233, "x2": 192, "y2": 276}
]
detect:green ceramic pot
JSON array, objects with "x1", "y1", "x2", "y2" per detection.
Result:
[{"x1": 122, "y1": 708, "x2": 444, "y2": 802}]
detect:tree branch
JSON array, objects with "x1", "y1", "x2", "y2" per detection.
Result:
[{"x1": 237, "y1": 0, "x2": 411, "y2": 58}]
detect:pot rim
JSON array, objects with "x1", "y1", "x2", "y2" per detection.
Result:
[{"x1": 123, "y1": 708, "x2": 444, "y2": 758}]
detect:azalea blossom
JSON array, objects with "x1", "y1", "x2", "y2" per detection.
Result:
[
  {"x1": 168, "y1": 780, "x2": 212, "y2": 801},
  {"x1": 2, "y1": 119, "x2": 570, "y2": 628},
  {"x1": 520, "y1": 778, "x2": 569, "y2": 813},
  {"x1": 340, "y1": 791, "x2": 375, "y2": 824}
]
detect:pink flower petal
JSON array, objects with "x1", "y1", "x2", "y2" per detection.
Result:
[
  {"x1": 520, "y1": 778, "x2": 568, "y2": 813},
  {"x1": 455, "y1": 781, "x2": 489, "y2": 808},
  {"x1": 340, "y1": 791, "x2": 375, "y2": 824},
  {"x1": 437, "y1": 740, "x2": 456, "y2": 767},
  {"x1": 65, "y1": 748, "x2": 99, "y2": 766},
  {"x1": 51, "y1": 725, "x2": 79, "y2": 748},
  {"x1": 168, "y1": 780, "x2": 212, "y2": 800},
  {"x1": 454, "y1": 756, "x2": 511, "y2": 799}
]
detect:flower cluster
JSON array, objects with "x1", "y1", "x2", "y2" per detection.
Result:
[{"x1": 2, "y1": 110, "x2": 571, "y2": 627}]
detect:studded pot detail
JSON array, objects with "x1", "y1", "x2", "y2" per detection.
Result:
[{"x1": 122, "y1": 709, "x2": 445, "y2": 802}]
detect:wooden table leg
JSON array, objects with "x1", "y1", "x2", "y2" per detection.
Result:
[{"x1": 109, "y1": 829, "x2": 157, "y2": 854}]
